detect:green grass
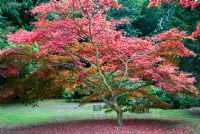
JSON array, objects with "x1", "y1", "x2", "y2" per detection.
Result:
[
  {"x1": 0, "y1": 99, "x2": 67, "y2": 108},
  {"x1": 0, "y1": 99, "x2": 200, "y2": 132},
  {"x1": 0, "y1": 100, "x2": 120, "y2": 128},
  {"x1": 0, "y1": 108, "x2": 112, "y2": 128},
  {"x1": 150, "y1": 109, "x2": 198, "y2": 120}
]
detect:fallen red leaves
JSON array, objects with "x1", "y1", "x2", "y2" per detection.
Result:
[{"x1": 1, "y1": 119, "x2": 187, "y2": 134}]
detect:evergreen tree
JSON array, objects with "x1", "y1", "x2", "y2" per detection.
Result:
[
  {"x1": 0, "y1": 0, "x2": 49, "y2": 31},
  {"x1": 0, "y1": 0, "x2": 49, "y2": 49},
  {"x1": 108, "y1": 0, "x2": 163, "y2": 37}
]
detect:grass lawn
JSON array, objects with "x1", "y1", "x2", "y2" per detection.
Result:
[
  {"x1": 0, "y1": 99, "x2": 200, "y2": 133},
  {"x1": 0, "y1": 100, "x2": 120, "y2": 128}
]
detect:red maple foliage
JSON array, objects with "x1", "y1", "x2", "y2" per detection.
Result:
[{"x1": 192, "y1": 24, "x2": 200, "y2": 38}]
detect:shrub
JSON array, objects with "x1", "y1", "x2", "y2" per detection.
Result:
[
  {"x1": 150, "y1": 88, "x2": 200, "y2": 109},
  {"x1": 177, "y1": 95, "x2": 200, "y2": 109},
  {"x1": 62, "y1": 90, "x2": 74, "y2": 101}
]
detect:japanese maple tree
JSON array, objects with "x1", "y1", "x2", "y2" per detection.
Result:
[{"x1": 1, "y1": 0, "x2": 199, "y2": 127}]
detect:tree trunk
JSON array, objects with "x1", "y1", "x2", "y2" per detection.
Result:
[
  {"x1": 117, "y1": 110, "x2": 123, "y2": 127},
  {"x1": 98, "y1": 93, "x2": 123, "y2": 127}
]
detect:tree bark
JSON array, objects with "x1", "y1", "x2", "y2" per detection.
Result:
[
  {"x1": 117, "y1": 110, "x2": 123, "y2": 127},
  {"x1": 98, "y1": 92, "x2": 124, "y2": 127}
]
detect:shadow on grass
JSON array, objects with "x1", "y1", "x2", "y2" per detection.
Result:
[
  {"x1": 188, "y1": 107, "x2": 200, "y2": 116},
  {"x1": 0, "y1": 119, "x2": 186, "y2": 134}
]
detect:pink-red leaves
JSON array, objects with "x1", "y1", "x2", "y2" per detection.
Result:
[
  {"x1": 192, "y1": 24, "x2": 200, "y2": 38},
  {"x1": 5, "y1": 0, "x2": 199, "y2": 95}
]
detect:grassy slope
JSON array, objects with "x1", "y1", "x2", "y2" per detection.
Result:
[{"x1": 0, "y1": 100, "x2": 200, "y2": 132}]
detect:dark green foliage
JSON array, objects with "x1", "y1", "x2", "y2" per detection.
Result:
[
  {"x1": 180, "y1": 39, "x2": 200, "y2": 89},
  {"x1": 119, "y1": 94, "x2": 152, "y2": 113},
  {"x1": 62, "y1": 85, "x2": 95, "y2": 102},
  {"x1": 0, "y1": 0, "x2": 49, "y2": 31},
  {"x1": 167, "y1": 5, "x2": 200, "y2": 33},
  {"x1": 0, "y1": 0, "x2": 49, "y2": 50},
  {"x1": 62, "y1": 90, "x2": 74, "y2": 100},
  {"x1": 176, "y1": 95, "x2": 200, "y2": 109},
  {"x1": 150, "y1": 88, "x2": 175, "y2": 106},
  {"x1": 0, "y1": 0, "x2": 31, "y2": 31},
  {"x1": 150, "y1": 88, "x2": 200, "y2": 109},
  {"x1": 108, "y1": 0, "x2": 163, "y2": 37},
  {"x1": 0, "y1": 28, "x2": 9, "y2": 50}
]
